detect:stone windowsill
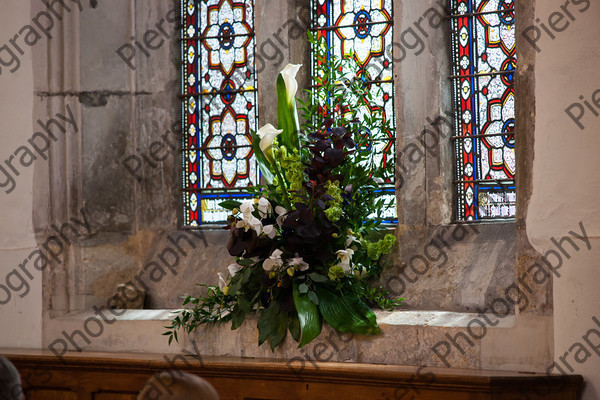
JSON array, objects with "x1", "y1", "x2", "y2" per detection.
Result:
[{"x1": 54, "y1": 309, "x2": 517, "y2": 328}]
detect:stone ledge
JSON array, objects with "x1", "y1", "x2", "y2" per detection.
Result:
[
  {"x1": 376, "y1": 310, "x2": 516, "y2": 328},
  {"x1": 51, "y1": 309, "x2": 517, "y2": 327},
  {"x1": 42, "y1": 309, "x2": 539, "y2": 372}
]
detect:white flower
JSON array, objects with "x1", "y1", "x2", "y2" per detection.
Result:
[
  {"x1": 280, "y1": 63, "x2": 302, "y2": 104},
  {"x1": 239, "y1": 201, "x2": 254, "y2": 218},
  {"x1": 257, "y1": 197, "x2": 272, "y2": 217},
  {"x1": 288, "y1": 256, "x2": 309, "y2": 272},
  {"x1": 263, "y1": 224, "x2": 277, "y2": 239},
  {"x1": 257, "y1": 124, "x2": 282, "y2": 163},
  {"x1": 275, "y1": 206, "x2": 287, "y2": 215},
  {"x1": 345, "y1": 235, "x2": 358, "y2": 248},
  {"x1": 249, "y1": 217, "x2": 263, "y2": 235},
  {"x1": 336, "y1": 249, "x2": 355, "y2": 274},
  {"x1": 275, "y1": 206, "x2": 288, "y2": 227},
  {"x1": 263, "y1": 249, "x2": 284, "y2": 271},
  {"x1": 336, "y1": 248, "x2": 354, "y2": 264},
  {"x1": 236, "y1": 215, "x2": 263, "y2": 236},
  {"x1": 228, "y1": 263, "x2": 243, "y2": 278},
  {"x1": 217, "y1": 272, "x2": 229, "y2": 295}
]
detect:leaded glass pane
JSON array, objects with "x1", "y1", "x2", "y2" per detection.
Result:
[
  {"x1": 450, "y1": 0, "x2": 516, "y2": 221},
  {"x1": 182, "y1": 0, "x2": 258, "y2": 226},
  {"x1": 310, "y1": 0, "x2": 397, "y2": 222}
]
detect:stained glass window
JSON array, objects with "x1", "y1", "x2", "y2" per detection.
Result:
[
  {"x1": 310, "y1": 0, "x2": 397, "y2": 223},
  {"x1": 181, "y1": 0, "x2": 258, "y2": 226},
  {"x1": 450, "y1": 0, "x2": 516, "y2": 221}
]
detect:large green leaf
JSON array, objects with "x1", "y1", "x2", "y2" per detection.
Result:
[
  {"x1": 251, "y1": 132, "x2": 274, "y2": 184},
  {"x1": 270, "y1": 311, "x2": 289, "y2": 351},
  {"x1": 219, "y1": 200, "x2": 242, "y2": 211},
  {"x1": 315, "y1": 285, "x2": 381, "y2": 335},
  {"x1": 288, "y1": 312, "x2": 301, "y2": 342},
  {"x1": 231, "y1": 296, "x2": 251, "y2": 330},
  {"x1": 228, "y1": 267, "x2": 251, "y2": 296},
  {"x1": 276, "y1": 74, "x2": 292, "y2": 148},
  {"x1": 258, "y1": 302, "x2": 279, "y2": 345},
  {"x1": 257, "y1": 302, "x2": 289, "y2": 351},
  {"x1": 293, "y1": 282, "x2": 322, "y2": 347}
]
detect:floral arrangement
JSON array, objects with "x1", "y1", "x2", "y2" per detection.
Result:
[{"x1": 166, "y1": 38, "x2": 401, "y2": 350}]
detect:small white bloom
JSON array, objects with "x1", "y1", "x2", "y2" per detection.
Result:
[
  {"x1": 288, "y1": 256, "x2": 309, "y2": 272},
  {"x1": 263, "y1": 249, "x2": 284, "y2": 271},
  {"x1": 275, "y1": 206, "x2": 288, "y2": 227},
  {"x1": 275, "y1": 206, "x2": 287, "y2": 215},
  {"x1": 249, "y1": 216, "x2": 263, "y2": 235},
  {"x1": 217, "y1": 272, "x2": 228, "y2": 292},
  {"x1": 257, "y1": 197, "x2": 272, "y2": 217},
  {"x1": 228, "y1": 263, "x2": 243, "y2": 277},
  {"x1": 263, "y1": 224, "x2": 277, "y2": 239},
  {"x1": 239, "y1": 201, "x2": 254, "y2": 218},
  {"x1": 336, "y1": 249, "x2": 354, "y2": 274},
  {"x1": 280, "y1": 63, "x2": 302, "y2": 104},
  {"x1": 345, "y1": 235, "x2": 358, "y2": 248},
  {"x1": 336, "y1": 248, "x2": 354, "y2": 264},
  {"x1": 236, "y1": 215, "x2": 263, "y2": 236},
  {"x1": 340, "y1": 263, "x2": 351, "y2": 274}
]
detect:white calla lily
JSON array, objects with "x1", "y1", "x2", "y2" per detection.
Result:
[
  {"x1": 280, "y1": 63, "x2": 302, "y2": 104},
  {"x1": 217, "y1": 272, "x2": 229, "y2": 295},
  {"x1": 257, "y1": 124, "x2": 283, "y2": 163}
]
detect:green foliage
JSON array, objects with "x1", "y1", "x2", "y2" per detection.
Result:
[
  {"x1": 163, "y1": 285, "x2": 234, "y2": 345},
  {"x1": 315, "y1": 285, "x2": 380, "y2": 335},
  {"x1": 293, "y1": 281, "x2": 322, "y2": 347},
  {"x1": 357, "y1": 284, "x2": 405, "y2": 311},
  {"x1": 363, "y1": 234, "x2": 397, "y2": 261}
]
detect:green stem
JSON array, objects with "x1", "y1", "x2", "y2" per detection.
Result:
[{"x1": 273, "y1": 163, "x2": 292, "y2": 209}]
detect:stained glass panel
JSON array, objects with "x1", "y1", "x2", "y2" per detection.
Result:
[
  {"x1": 310, "y1": 0, "x2": 397, "y2": 222},
  {"x1": 450, "y1": 0, "x2": 516, "y2": 221},
  {"x1": 181, "y1": 0, "x2": 258, "y2": 226}
]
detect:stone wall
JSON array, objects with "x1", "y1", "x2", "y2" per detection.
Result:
[
  {"x1": 21, "y1": 0, "x2": 558, "y2": 373},
  {"x1": 34, "y1": 0, "x2": 542, "y2": 313},
  {"x1": 0, "y1": 0, "x2": 41, "y2": 348}
]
